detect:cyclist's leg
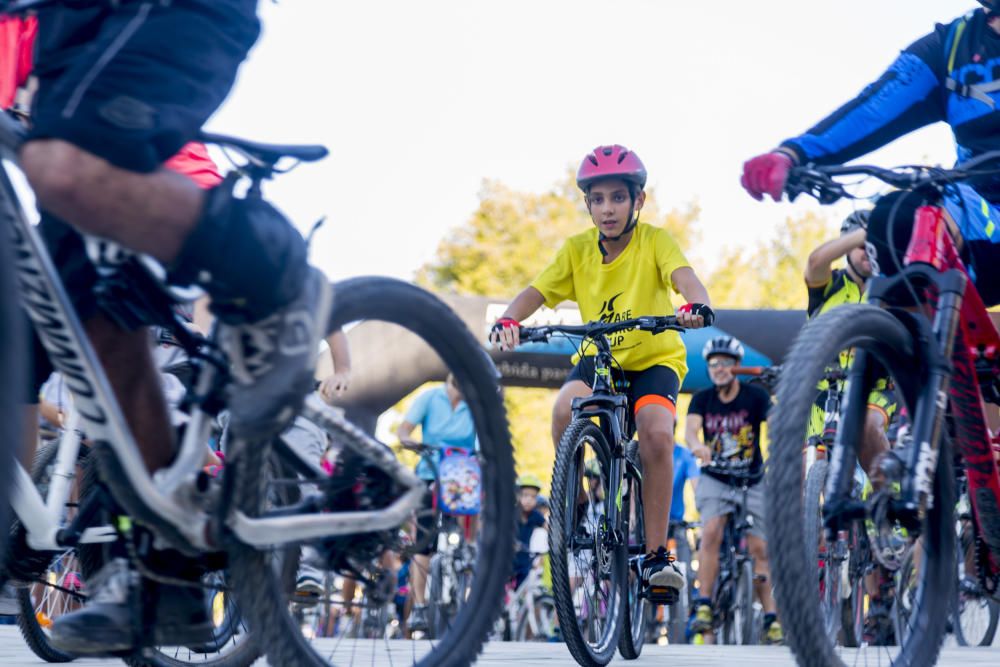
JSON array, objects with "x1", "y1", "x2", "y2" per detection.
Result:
[
  {"x1": 28, "y1": 216, "x2": 175, "y2": 471},
  {"x1": 693, "y1": 476, "x2": 731, "y2": 638},
  {"x1": 23, "y1": 3, "x2": 326, "y2": 440},
  {"x1": 407, "y1": 481, "x2": 435, "y2": 632},
  {"x1": 630, "y1": 365, "x2": 681, "y2": 552},
  {"x1": 861, "y1": 383, "x2": 898, "y2": 487},
  {"x1": 744, "y1": 484, "x2": 778, "y2": 637}
]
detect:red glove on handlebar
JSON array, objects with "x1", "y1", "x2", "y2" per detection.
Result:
[
  {"x1": 490, "y1": 317, "x2": 520, "y2": 338},
  {"x1": 741, "y1": 151, "x2": 794, "y2": 202}
]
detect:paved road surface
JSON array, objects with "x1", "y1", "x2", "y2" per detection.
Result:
[{"x1": 0, "y1": 627, "x2": 998, "y2": 667}]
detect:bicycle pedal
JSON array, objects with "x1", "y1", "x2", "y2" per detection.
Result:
[{"x1": 644, "y1": 586, "x2": 679, "y2": 606}]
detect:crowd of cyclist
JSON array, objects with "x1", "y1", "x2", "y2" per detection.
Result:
[{"x1": 9, "y1": 0, "x2": 1000, "y2": 660}]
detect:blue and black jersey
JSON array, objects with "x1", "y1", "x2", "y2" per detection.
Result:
[{"x1": 781, "y1": 8, "x2": 1000, "y2": 201}]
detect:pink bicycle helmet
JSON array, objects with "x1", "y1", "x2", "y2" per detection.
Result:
[{"x1": 576, "y1": 145, "x2": 648, "y2": 193}]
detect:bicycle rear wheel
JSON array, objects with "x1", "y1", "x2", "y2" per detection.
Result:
[
  {"x1": 228, "y1": 276, "x2": 515, "y2": 666},
  {"x1": 767, "y1": 304, "x2": 954, "y2": 667},
  {"x1": 803, "y1": 459, "x2": 844, "y2": 643},
  {"x1": 953, "y1": 521, "x2": 1000, "y2": 647},
  {"x1": 15, "y1": 440, "x2": 86, "y2": 664},
  {"x1": 549, "y1": 418, "x2": 626, "y2": 667},
  {"x1": 78, "y1": 453, "x2": 264, "y2": 667},
  {"x1": 839, "y1": 521, "x2": 867, "y2": 648},
  {"x1": 515, "y1": 593, "x2": 557, "y2": 641}
]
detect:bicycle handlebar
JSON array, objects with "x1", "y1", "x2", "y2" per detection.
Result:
[
  {"x1": 785, "y1": 151, "x2": 1000, "y2": 205},
  {"x1": 704, "y1": 458, "x2": 756, "y2": 479},
  {"x1": 519, "y1": 316, "x2": 684, "y2": 344},
  {"x1": 731, "y1": 365, "x2": 781, "y2": 379}
]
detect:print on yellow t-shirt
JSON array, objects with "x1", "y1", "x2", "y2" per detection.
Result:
[{"x1": 530, "y1": 222, "x2": 691, "y2": 383}]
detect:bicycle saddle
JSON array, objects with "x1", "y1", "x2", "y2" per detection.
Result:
[{"x1": 198, "y1": 131, "x2": 328, "y2": 165}]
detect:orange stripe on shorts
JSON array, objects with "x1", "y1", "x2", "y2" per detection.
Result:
[{"x1": 634, "y1": 394, "x2": 676, "y2": 416}]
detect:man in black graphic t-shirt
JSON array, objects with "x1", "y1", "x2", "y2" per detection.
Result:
[{"x1": 685, "y1": 336, "x2": 780, "y2": 644}]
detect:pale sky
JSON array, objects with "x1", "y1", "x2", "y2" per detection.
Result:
[{"x1": 206, "y1": 1, "x2": 976, "y2": 283}]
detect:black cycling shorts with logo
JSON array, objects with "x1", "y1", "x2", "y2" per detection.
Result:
[
  {"x1": 29, "y1": 0, "x2": 260, "y2": 172},
  {"x1": 566, "y1": 356, "x2": 680, "y2": 416}
]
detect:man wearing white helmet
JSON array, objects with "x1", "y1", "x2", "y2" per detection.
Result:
[{"x1": 686, "y1": 336, "x2": 780, "y2": 644}]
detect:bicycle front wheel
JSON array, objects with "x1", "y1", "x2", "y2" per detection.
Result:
[
  {"x1": 549, "y1": 418, "x2": 626, "y2": 667},
  {"x1": 767, "y1": 304, "x2": 955, "y2": 667},
  {"x1": 735, "y1": 559, "x2": 756, "y2": 645},
  {"x1": 228, "y1": 276, "x2": 515, "y2": 667}
]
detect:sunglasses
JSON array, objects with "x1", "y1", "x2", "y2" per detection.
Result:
[{"x1": 707, "y1": 358, "x2": 737, "y2": 369}]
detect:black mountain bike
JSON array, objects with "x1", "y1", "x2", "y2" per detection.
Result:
[
  {"x1": 519, "y1": 315, "x2": 684, "y2": 666},
  {"x1": 701, "y1": 459, "x2": 760, "y2": 645}
]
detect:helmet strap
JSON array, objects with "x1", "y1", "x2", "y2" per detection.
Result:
[{"x1": 845, "y1": 252, "x2": 867, "y2": 284}]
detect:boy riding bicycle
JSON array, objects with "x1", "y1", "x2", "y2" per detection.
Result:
[{"x1": 490, "y1": 144, "x2": 713, "y2": 601}]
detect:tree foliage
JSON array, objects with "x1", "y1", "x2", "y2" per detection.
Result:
[
  {"x1": 418, "y1": 174, "x2": 700, "y2": 298},
  {"x1": 707, "y1": 211, "x2": 835, "y2": 309}
]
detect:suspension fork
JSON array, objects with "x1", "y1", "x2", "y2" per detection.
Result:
[
  {"x1": 606, "y1": 454, "x2": 624, "y2": 546},
  {"x1": 824, "y1": 355, "x2": 872, "y2": 529}
]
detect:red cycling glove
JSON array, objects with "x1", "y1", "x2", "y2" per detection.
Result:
[
  {"x1": 676, "y1": 303, "x2": 715, "y2": 326},
  {"x1": 490, "y1": 317, "x2": 521, "y2": 338},
  {"x1": 741, "y1": 151, "x2": 794, "y2": 202}
]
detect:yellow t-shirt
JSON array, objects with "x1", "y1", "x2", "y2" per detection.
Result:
[{"x1": 530, "y1": 222, "x2": 691, "y2": 382}]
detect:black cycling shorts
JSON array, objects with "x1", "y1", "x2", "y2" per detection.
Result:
[
  {"x1": 565, "y1": 357, "x2": 680, "y2": 416},
  {"x1": 29, "y1": 1, "x2": 260, "y2": 172}
]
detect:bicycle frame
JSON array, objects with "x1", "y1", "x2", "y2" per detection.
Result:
[
  {"x1": 10, "y1": 408, "x2": 117, "y2": 551},
  {"x1": 567, "y1": 338, "x2": 634, "y2": 550},
  {"x1": 825, "y1": 203, "x2": 1000, "y2": 572},
  {"x1": 0, "y1": 112, "x2": 423, "y2": 554}
]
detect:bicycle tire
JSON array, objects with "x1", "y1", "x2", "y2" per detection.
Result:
[
  {"x1": 953, "y1": 526, "x2": 1000, "y2": 647},
  {"x1": 719, "y1": 575, "x2": 736, "y2": 645},
  {"x1": 954, "y1": 591, "x2": 1000, "y2": 646},
  {"x1": 77, "y1": 453, "x2": 266, "y2": 667},
  {"x1": 549, "y1": 418, "x2": 625, "y2": 667},
  {"x1": 617, "y1": 463, "x2": 646, "y2": 659},
  {"x1": 839, "y1": 522, "x2": 866, "y2": 648},
  {"x1": 428, "y1": 553, "x2": 446, "y2": 639},
  {"x1": 802, "y1": 459, "x2": 842, "y2": 643},
  {"x1": 767, "y1": 304, "x2": 955, "y2": 667},
  {"x1": 227, "y1": 276, "x2": 515, "y2": 667},
  {"x1": 736, "y1": 559, "x2": 755, "y2": 645},
  {"x1": 15, "y1": 440, "x2": 85, "y2": 663}
]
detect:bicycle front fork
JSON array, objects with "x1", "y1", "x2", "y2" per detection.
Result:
[{"x1": 824, "y1": 287, "x2": 962, "y2": 538}]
